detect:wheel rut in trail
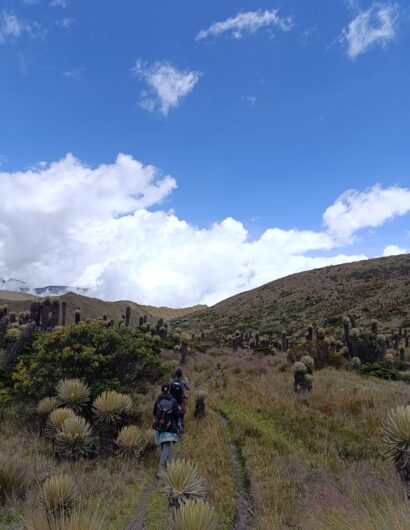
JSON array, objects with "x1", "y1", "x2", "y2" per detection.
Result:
[
  {"x1": 219, "y1": 414, "x2": 255, "y2": 530},
  {"x1": 126, "y1": 476, "x2": 159, "y2": 530}
]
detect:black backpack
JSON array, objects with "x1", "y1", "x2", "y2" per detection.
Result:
[
  {"x1": 170, "y1": 380, "x2": 184, "y2": 404},
  {"x1": 153, "y1": 398, "x2": 173, "y2": 432}
]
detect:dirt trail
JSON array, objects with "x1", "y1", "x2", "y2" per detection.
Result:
[
  {"x1": 126, "y1": 476, "x2": 159, "y2": 530},
  {"x1": 219, "y1": 414, "x2": 255, "y2": 530}
]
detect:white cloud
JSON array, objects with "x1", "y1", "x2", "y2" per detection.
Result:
[
  {"x1": 2, "y1": 155, "x2": 409, "y2": 307},
  {"x1": 383, "y1": 244, "x2": 407, "y2": 256},
  {"x1": 0, "y1": 13, "x2": 23, "y2": 43},
  {"x1": 50, "y1": 0, "x2": 68, "y2": 7},
  {"x1": 323, "y1": 185, "x2": 410, "y2": 243},
  {"x1": 131, "y1": 60, "x2": 200, "y2": 116},
  {"x1": 0, "y1": 11, "x2": 43, "y2": 44},
  {"x1": 196, "y1": 8, "x2": 292, "y2": 41},
  {"x1": 342, "y1": 2, "x2": 398, "y2": 59},
  {"x1": 57, "y1": 17, "x2": 74, "y2": 29},
  {"x1": 63, "y1": 67, "x2": 84, "y2": 81}
]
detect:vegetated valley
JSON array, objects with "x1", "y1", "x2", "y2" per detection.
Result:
[{"x1": 1, "y1": 254, "x2": 410, "y2": 529}]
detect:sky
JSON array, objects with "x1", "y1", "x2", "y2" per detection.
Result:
[{"x1": 0, "y1": 0, "x2": 410, "y2": 307}]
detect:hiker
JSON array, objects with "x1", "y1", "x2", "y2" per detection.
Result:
[
  {"x1": 153, "y1": 383, "x2": 180, "y2": 477},
  {"x1": 170, "y1": 368, "x2": 191, "y2": 433}
]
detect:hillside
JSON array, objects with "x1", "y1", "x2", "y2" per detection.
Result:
[
  {"x1": 172, "y1": 254, "x2": 410, "y2": 335},
  {"x1": 0, "y1": 290, "x2": 206, "y2": 326},
  {"x1": 0, "y1": 290, "x2": 38, "y2": 301}
]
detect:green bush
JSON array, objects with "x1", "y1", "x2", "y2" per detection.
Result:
[
  {"x1": 358, "y1": 363, "x2": 398, "y2": 380},
  {"x1": 10, "y1": 323, "x2": 165, "y2": 400}
]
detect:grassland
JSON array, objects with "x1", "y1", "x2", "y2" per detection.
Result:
[{"x1": 1, "y1": 345, "x2": 410, "y2": 529}]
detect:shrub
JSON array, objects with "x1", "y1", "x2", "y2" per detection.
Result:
[
  {"x1": 398, "y1": 371, "x2": 410, "y2": 383},
  {"x1": 11, "y1": 323, "x2": 164, "y2": 400},
  {"x1": 381, "y1": 405, "x2": 410, "y2": 468},
  {"x1": 46, "y1": 408, "x2": 76, "y2": 439},
  {"x1": 116, "y1": 425, "x2": 145, "y2": 458},
  {"x1": 160, "y1": 459, "x2": 206, "y2": 507},
  {"x1": 0, "y1": 454, "x2": 27, "y2": 503},
  {"x1": 55, "y1": 416, "x2": 94, "y2": 460},
  {"x1": 172, "y1": 499, "x2": 219, "y2": 530},
  {"x1": 56, "y1": 378, "x2": 90, "y2": 413},
  {"x1": 43, "y1": 474, "x2": 78, "y2": 516}
]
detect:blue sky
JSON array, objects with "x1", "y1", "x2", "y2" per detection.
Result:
[{"x1": 0, "y1": 0, "x2": 409, "y2": 306}]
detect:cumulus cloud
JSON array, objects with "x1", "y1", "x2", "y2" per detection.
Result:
[
  {"x1": 383, "y1": 244, "x2": 407, "y2": 256},
  {"x1": 1, "y1": 156, "x2": 409, "y2": 306},
  {"x1": 131, "y1": 60, "x2": 200, "y2": 116},
  {"x1": 342, "y1": 2, "x2": 398, "y2": 59},
  {"x1": 196, "y1": 8, "x2": 292, "y2": 41},
  {"x1": 323, "y1": 185, "x2": 410, "y2": 244}
]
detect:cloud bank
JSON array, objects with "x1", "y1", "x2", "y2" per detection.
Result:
[
  {"x1": 342, "y1": 2, "x2": 398, "y2": 59},
  {"x1": 131, "y1": 60, "x2": 200, "y2": 116},
  {"x1": 196, "y1": 9, "x2": 292, "y2": 41},
  {"x1": 0, "y1": 154, "x2": 409, "y2": 307}
]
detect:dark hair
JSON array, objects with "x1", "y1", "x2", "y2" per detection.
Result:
[
  {"x1": 161, "y1": 383, "x2": 170, "y2": 393},
  {"x1": 175, "y1": 368, "x2": 183, "y2": 378}
]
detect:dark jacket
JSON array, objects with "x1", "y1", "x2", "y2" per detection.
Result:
[{"x1": 153, "y1": 393, "x2": 180, "y2": 433}]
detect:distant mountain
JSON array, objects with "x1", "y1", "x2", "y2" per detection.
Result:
[
  {"x1": 0, "y1": 278, "x2": 88, "y2": 297},
  {"x1": 172, "y1": 254, "x2": 410, "y2": 336},
  {"x1": 0, "y1": 290, "x2": 207, "y2": 326}
]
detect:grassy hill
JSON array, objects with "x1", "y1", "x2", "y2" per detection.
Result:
[
  {"x1": 172, "y1": 254, "x2": 410, "y2": 336},
  {"x1": 0, "y1": 290, "x2": 205, "y2": 326}
]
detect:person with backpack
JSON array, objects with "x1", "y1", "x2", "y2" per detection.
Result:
[
  {"x1": 170, "y1": 368, "x2": 191, "y2": 433},
  {"x1": 153, "y1": 383, "x2": 180, "y2": 477}
]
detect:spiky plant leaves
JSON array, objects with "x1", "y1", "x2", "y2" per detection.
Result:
[
  {"x1": 292, "y1": 362, "x2": 307, "y2": 374},
  {"x1": 301, "y1": 355, "x2": 315, "y2": 371},
  {"x1": 382, "y1": 405, "x2": 410, "y2": 468},
  {"x1": 194, "y1": 390, "x2": 207, "y2": 402},
  {"x1": 46, "y1": 408, "x2": 76, "y2": 439},
  {"x1": 43, "y1": 474, "x2": 78, "y2": 516},
  {"x1": 55, "y1": 416, "x2": 94, "y2": 460},
  {"x1": 37, "y1": 397, "x2": 58, "y2": 416},
  {"x1": 93, "y1": 391, "x2": 134, "y2": 454},
  {"x1": 351, "y1": 356, "x2": 361, "y2": 369},
  {"x1": 92, "y1": 391, "x2": 133, "y2": 427},
  {"x1": 160, "y1": 459, "x2": 206, "y2": 507},
  {"x1": 56, "y1": 378, "x2": 91, "y2": 413},
  {"x1": 0, "y1": 454, "x2": 27, "y2": 504},
  {"x1": 172, "y1": 499, "x2": 219, "y2": 530},
  {"x1": 25, "y1": 506, "x2": 105, "y2": 530},
  {"x1": 116, "y1": 425, "x2": 145, "y2": 458}
]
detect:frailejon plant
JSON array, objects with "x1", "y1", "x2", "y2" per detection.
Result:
[
  {"x1": 37, "y1": 397, "x2": 58, "y2": 416},
  {"x1": 56, "y1": 378, "x2": 91, "y2": 413},
  {"x1": 172, "y1": 499, "x2": 219, "y2": 530},
  {"x1": 194, "y1": 390, "x2": 207, "y2": 419},
  {"x1": 25, "y1": 506, "x2": 106, "y2": 530},
  {"x1": 93, "y1": 391, "x2": 134, "y2": 454},
  {"x1": 0, "y1": 454, "x2": 27, "y2": 504},
  {"x1": 42, "y1": 474, "x2": 78, "y2": 516},
  {"x1": 381, "y1": 405, "x2": 410, "y2": 497},
  {"x1": 160, "y1": 459, "x2": 206, "y2": 508},
  {"x1": 55, "y1": 416, "x2": 94, "y2": 460},
  {"x1": 301, "y1": 355, "x2": 314, "y2": 372},
  {"x1": 46, "y1": 408, "x2": 76, "y2": 440},
  {"x1": 116, "y1": 425, "x2": 145, "y2": 459}
]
